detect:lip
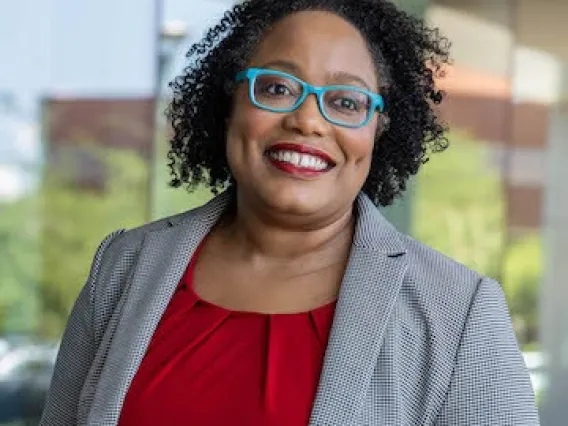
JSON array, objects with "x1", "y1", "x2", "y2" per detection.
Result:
[
  {"x1": 264, "y1": 142, "x2": 335, "y2": 178},
  {"x1": 265, "y1": 142, "x2": 336, "y2": 165}
]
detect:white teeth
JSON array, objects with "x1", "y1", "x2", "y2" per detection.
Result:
[
  {"x1": 299, "y1": 156, "x2": 311, "y2": 168},
  {"x1": 268, "y1": 150, "x2": 330, "y2": 171},
  {"x1": 291, "y1": 152, "x2": 300, "y2": 166}
]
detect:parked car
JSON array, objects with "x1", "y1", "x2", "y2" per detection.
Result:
[
  {"x1": 523, "y1": 351, "x2": 547, "y2": 398},
  {"x1": 0, "y1": 342, "x2": 58, "y2": 425},
  {"x1": 0, "y1": 339, "x2": 9, "y2": 361}
]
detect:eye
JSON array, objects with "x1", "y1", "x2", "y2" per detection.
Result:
[
  {"x1": 264, "y1": 83, "x2": 293, "y2": 96},
  {"x1": 325, "y1": 89, "x2": 369, "y2": 115},
  {"x1": 333, "y1": 97, "x2": 359, "y2": 111},
  {"x1": 255, "y1": 74, "x2": 299, "y2": 98}
]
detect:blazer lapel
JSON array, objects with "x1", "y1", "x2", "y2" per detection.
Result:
[
  {"x1": 309, "y1": 194, "x2": 409, "y2": 426},
  {"x1": 86, "y1": 193, "x2": 232, "y2": 425}
]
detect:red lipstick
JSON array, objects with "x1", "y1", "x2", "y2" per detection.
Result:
[
  {"x1": 267, "y1": 143, "x2": 335, "y2": 165},
  {"x1": 265, "y1": 143, "x2": 335, "y2": 178}
]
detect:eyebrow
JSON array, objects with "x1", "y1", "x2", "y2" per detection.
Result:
[{"x1": 258, "y1": 60, "x2": 375, "y2": 92}]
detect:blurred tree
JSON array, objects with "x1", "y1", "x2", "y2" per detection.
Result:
[
  {"x1": 0, "y1": 146, "x2": 209, "y2": 339},
  {"x1": 37, "y1": 148, "x2": 148, "y2": 337},
  {"x1": 413, "y1": 132, "x2": 542, "y2": 348},
  {"x1": 0, "y1": 196, "x2": 41, "y2": 336},
  {"x1": 501, "y1": 234, "x2": 542, "y2": 347},
  {"x1": 413, "y1": 132, "x2": 504, "y2": 277},
  {"x1": 152, "y1": 136, "x2": 213, "y2": 219}
]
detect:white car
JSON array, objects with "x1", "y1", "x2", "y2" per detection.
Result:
[{"x1": 523, "y1": 351, "x2": 547, "y2": 397}]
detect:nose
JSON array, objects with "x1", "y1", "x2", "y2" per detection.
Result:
[{"x1": 282, "y1": 94, "x2": 331, "y2": 137}]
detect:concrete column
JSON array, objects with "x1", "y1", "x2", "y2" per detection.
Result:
[{"x1": 539, "y1": 65, "x2": 568, "y2": 425}]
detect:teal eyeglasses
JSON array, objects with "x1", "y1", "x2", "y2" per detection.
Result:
[{"x1": 235, "y1": 67, "x2": 385, "y2": 129}]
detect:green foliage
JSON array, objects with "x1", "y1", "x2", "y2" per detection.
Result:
[
  {"x1": 153, "y1": 140, "x2": 214, "y2": 219},
  {"x1": 412, "y1": 132, "x2": 504, "y2": 278},
  {"x1": 412, "y1": 132, "x2": 542, "y2": 348},
  {"x1": 502, "y1": 234, "x2": 542, "y2": 346},
  {"x1": 0, "y1": 146, "x2": 211, "y2": 339},
  {"x1": 36, "y1": 149, "x2": 148, "y2": 337},
  {"x1": 0, "y1": 197, "x2": 41, "y2": 335}
]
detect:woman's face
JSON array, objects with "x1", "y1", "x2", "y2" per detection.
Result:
[{"x1": 226, "y1": 11, "x2": 380, "y2": 222}]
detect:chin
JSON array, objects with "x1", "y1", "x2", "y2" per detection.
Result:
[{"x1": 258, "y1": 186, "x2": 328, "y2": 217}]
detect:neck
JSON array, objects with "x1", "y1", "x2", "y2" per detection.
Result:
[{"x1": 221, "y1": 191, "x2": 356, "y2": 261}]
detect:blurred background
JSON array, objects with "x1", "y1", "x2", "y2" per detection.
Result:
[{"x1": 0, "y1": 0, "x2": 566, "y2": 424}]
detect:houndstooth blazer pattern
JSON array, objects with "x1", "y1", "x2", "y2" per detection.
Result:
[{"x1": 40, "y1": 191, "x2": 540, "y2": 425}]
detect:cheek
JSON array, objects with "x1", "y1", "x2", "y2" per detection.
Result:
[
  {"x1": 228, "y1": 90, "x2": 281, "y2": 142},
  {"x1": 361, "y1": 128, "x2": 377, "y2": 158},
  {"x1": 339, "y1": 126, "x2": 376, "y2": 164},
  {"x1": 225, "y1": 100, "x2": 283, "y2": 173},
  {"x1": 358, "y1": 118, "x2": 380, "y2": 161}
]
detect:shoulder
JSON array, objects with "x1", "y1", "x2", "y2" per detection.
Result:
[
  {"x1": 391, "y1": 232, "x2": 497, "y2": 344},
  {"x1": 356, "y1": 193, "x2": 491, "y2": 330},
  {"x1": 399, "y1": 233, "x2": 484, "y2": 303},
  {"x1": 91, "y1": 191, "x2": 231, "y2": 294},
  {"x1": 86, "y1": 204, "x2": 208, "y2": 321},
  {"x1": 101, "y1": 195, "x2": 224, "y2": 259},
  {"x1": 389, "y1": 235, "x2": 523, "y2": 384},
  {"x1": 95, "y1": 208, "x2": 203, "y2": 274},
  {"x1": 392, "y1": 233, "x2": 516, "y2": 363},
  {"x1": 357, "y1": 194, "x2": 484, "y2": 306}
]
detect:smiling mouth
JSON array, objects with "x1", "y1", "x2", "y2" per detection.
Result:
[
  {"x1": 264, "y1": 143, "x2": 336, "y2": 175},
  {"x1": 267, "y1": 149, "x2": 331, "y2": 170}
]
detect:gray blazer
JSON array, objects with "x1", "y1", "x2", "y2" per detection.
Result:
[{"x1": 40, "y1": 192, "x2": 540, "y2": 425}]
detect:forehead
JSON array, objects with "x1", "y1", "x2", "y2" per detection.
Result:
[{"x1": 250, "y1": 11, "x2": 378, "y2": 88}]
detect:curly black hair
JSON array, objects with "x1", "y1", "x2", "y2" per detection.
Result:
[{"x1": 166, "y1": 0, "x2": 450, "y2": 206}]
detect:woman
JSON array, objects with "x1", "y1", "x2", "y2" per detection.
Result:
[{"x1": 40, "y1": 0, "x2": 539, "y2": 425}]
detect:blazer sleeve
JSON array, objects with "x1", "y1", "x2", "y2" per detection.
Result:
[
  {"x1": 39, "y1": 230, "x2": 124, "y2": 426},
  {"x1": 435, "y1": 277, "x2": 540, "y2": 426}
]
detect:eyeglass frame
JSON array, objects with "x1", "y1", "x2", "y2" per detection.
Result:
[{"x1": 234, "y1": 67, "x2": 385, "y2": 129}]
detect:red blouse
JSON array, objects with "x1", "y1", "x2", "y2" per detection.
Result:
[{"x1": 118, "y1": 246, "x2": 337, "y2": 426}]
